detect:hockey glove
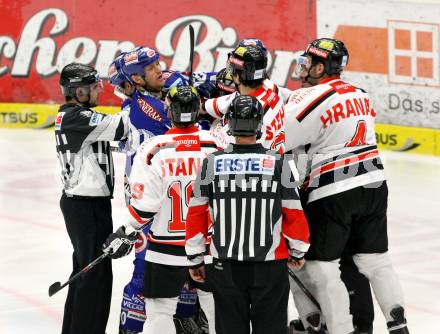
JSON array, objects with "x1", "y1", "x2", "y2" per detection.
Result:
[
  {"x1": 196, "y1": 81, "x2": 220, "y2": 100},
  {"x1": 103, "y1": 226, "x2": 138, "y2": 259}
]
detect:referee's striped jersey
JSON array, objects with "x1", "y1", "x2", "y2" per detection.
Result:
[
  {"x1": 55, "y1": 103, "x2": 128, "y2": 198},
  {"x1": 185, "y1": 143, "x2": 310, "y2": 264}
]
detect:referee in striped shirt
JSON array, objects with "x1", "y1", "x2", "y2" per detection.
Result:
[{"x1": 185, "y1": 95, "x2": 310, "y2": 334}]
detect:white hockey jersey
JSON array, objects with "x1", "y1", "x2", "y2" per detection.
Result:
[
  {"x1": 126, "y1": 126, "x2": 220, "y2": 266},
  {"x1": 205, "y1": 79, "x2": 291, "y2": 152},
  {"x1": 284, "y1": 77, "x2": 385, "y2": 203}
]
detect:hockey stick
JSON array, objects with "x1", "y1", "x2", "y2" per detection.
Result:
[
  {"x1": 48, "y1": 252, "x2": 109, "y2": 297},
  {"x1": 188, "y1": 24, "x2": 195, "y2": 86},
  {"x1": 288, "y1": 267, "x2": 321, "y2": 311}
]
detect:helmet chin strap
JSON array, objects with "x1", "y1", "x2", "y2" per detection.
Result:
[
  {"x1": 234, "y1": 82, "x2": 242, "y2": 93},
  {"x1": 232, "y1": 75, "x2": 243, "y2": 93}
]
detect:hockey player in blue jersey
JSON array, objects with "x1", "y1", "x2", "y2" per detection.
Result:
[{"x1": 108, "y1": 46, "x2": 211, "y2": 334}]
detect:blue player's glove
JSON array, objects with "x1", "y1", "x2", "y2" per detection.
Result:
[{"x1": 196, "y1": 81, "x2": 220, "y2": 99}]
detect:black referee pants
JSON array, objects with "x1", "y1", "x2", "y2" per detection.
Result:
[
  {"x1": 210, "y1": 258, "x2": 289, "y2": 334},
  {"x1": 60, "y1": 195, "x2": 113, "y2": 334}
]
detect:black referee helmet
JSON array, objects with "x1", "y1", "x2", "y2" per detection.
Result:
[
  {"x1": 227, "y1": 95, "x2": 263, "y2": 137},
  {"x1": 59, "y1": 63, "x2": 99, "y2": 99}
]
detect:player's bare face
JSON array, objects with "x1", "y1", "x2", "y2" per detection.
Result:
[
  {"x1": 295, "y1": 55, "x2": 312, "y2": 81},
  {"x1": 88, "y1": 82, "x2": 101, "y2": 107},
  {"x1": 295, "y1": 55, "x2": 321, "y2": 87},
  {"x1": 76, "y1": 81, "x2": 102, "y2": 107},
  {"x1": 307, "y1": 64, "x2": 324, "y2": 86},
  {"x1": 143, "y1": 61, "x2": 165, "y2": 92}
]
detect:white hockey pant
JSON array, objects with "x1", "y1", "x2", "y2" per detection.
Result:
[
  {"x1": 197, "y1": 289, "x2": 216, "y2": 334},
  {"x1": 353, "y1": 252, "x2": 405, "y2": 322},
  {"x1": 294, "y1": 260, "x2": 354, "y2": 334},
  {"x1": 143, "y1": 296, "x2": 179, "y2": 333},
  {"x1": 143, "y1": 292, "x2": 216, "y2": 334},
  {"x1": 289, "y1": 269, "x2": 322, "y2": 329}
]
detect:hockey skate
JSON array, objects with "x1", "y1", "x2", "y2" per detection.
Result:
[
  {"x1": 195, "y1": 308, "x2": 209, "y2": 334},
  {"x1": 174, "y1": 315, "x2": 205, "y2": 334},
  {"x1": 387, "y1": 306, "x2": 409, "y2": 334},
  {"x1": 289, "y1": 318, "x2": 328, "y2": 334}
]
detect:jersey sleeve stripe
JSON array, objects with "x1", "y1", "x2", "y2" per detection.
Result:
[
  {"x1": 305, "y1": 148, "x2": 380, "y2": 186},
  {"x1": 128, "y1": 205, "x2": 155, "y2": 227},
  {"x1": 146, "y1": 141, "x2": 215, "y2": 165},
  {"x1": 147, "y1": 234, "x2": 185, "y2": 246},
  {"x1": 185, "y1": 204, "x2": 210, "y2": 240},
  {"x1": 282, "y1": 199, "x2": 303, "y2": 210},
  {"x1": 296, "y1": 88, "x2": 336, "y2": 122},
  {"x1": 303, "y1": 150, "x2": 383, "y2": 189},
  {"x1": 309, "y1": 145, "x2": 378, "y2": 171},
  {"x1": 185, "y1": 231, "x2": 208, "y2": 256},
  {"x1": 281, "y1": 208, "x2": 310, "y2": 246},
  {"x1": 145, "y1": 142, "x2": 173, "y2": 164},
  {"x1": 213, "y1": 98, "x2": 222, "y2": 118}
]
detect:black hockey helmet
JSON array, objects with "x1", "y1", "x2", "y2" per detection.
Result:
[
  {"x1": 59, "y1": 63, "x2": 101, "y2": 99},
  {"x1": 167, "y1": 85, "x2": 200, "y2": 125},
  {"x1": 226, "y1": 95, "x2": 263, "y2": 137},
  {"x1": 304, "y1": 38, "x2": 349, "y2": 75},
  {"x1": 216, "y1": 68, "x2": 236, "y2": 94},
  {"x1": 227, "y1": 45, "x2": 267, "y2": 83},
  {"x1": 238, "y1": 38, "x2": 268, "y2": 57}
]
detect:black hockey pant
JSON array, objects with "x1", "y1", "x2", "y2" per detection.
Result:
[{"x1": 60, "y1": 195, "x2": 113, "y2": 334}]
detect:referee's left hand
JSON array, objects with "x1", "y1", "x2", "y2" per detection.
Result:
[{"x1": 189, "y1": 265, "x2": 206, "y2": 283}]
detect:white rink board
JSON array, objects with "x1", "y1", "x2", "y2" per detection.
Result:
[{"x1": 0, "y1": 129, "x2": 439, "y2": 333}]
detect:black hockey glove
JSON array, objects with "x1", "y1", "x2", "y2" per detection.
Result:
[
  {"x1": 196, "y1": 81, "x2": 220, "y2": 99},
  {"x1": 103, "y1": 226, "x2": 138, "y2": 259}
]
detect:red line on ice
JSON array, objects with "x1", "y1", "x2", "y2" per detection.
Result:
[{"x1": 0, "y1": 286, "x2": 62, "y2": 324}]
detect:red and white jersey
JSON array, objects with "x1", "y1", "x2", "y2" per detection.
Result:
[
  {"x1": 205, "y1": 79, "x2": 289, "y2": 152},
  {"x1": 284, "y1": 77, "x2": 385, "y2": 203},
  {"x1": 126, "y1": 126, "x2": 220, "y2": 266}
]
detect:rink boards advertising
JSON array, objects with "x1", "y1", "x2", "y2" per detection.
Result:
[
  {"x1": 0, "y1": 1, "x2": 314, "y2": 110},
  {"x1": 1, "y1": 0, "x2": 440, "y2": 156},
  {"x1": 316, "y1": 0, "x2": 440, "y2": 155},
  {"x1": 319, "y1": 0, "x2": 440, "y2": 130}
]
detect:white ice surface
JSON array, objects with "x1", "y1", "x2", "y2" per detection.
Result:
[{"x1": 0, "y1": 129, "x2": 438, "y2": 333}]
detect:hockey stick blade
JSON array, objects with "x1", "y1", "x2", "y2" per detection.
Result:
[
  {"x1": 288, "y1": 267, "x2": 321, "y2": 311},
  {"x1": 48, "y1": 282, "x2": 62, "y2": 297},
  {"x1": 188, "y1": 24, "x2": 195, "y2": 85},
  {"x1": 48, "y1": 252, "x2": 108, "y2": 297}
]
